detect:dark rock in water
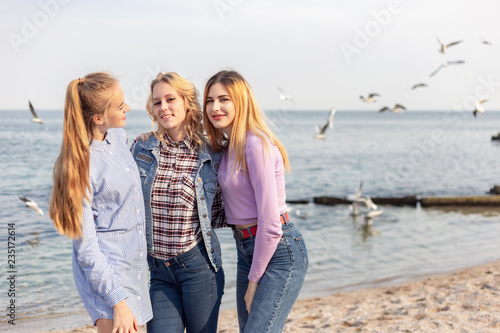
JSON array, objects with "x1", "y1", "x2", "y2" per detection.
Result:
[
  {"x1": 286, "y1": 199, "x2": 311, "y2": 204},
  {"x1": 420, "y1": 196, "x2": 500, "y2": 206},
  {"x1": 492, "y1": 132, "x2": 500, "y2": 141},
  {"x1": 489, "y1": 185, "x2": 500, "y2": 195},
  {"x1": 313, "y1": 196, "x2": 418, "y2": 206},
  {"x1": 371, "y1": 196, "x2": 418, "y2": 206},
  {"x1": 314, "y1": 196, "x2": 351, "y2": 205}
]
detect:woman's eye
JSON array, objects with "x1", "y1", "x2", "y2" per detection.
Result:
[
  {"x1": 153, "y1": 101, "x2": 160, "y2": 106},
  {"x1": 206, "y1": 100, "x2": 213, "y2": 104},
  {"x1": 167, "y1": 98, "x2": 175, "y2": 102}
]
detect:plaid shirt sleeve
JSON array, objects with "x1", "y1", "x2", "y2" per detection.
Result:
[{"x1": 211, "y1": 188, "x2": 227, "y2": 229}]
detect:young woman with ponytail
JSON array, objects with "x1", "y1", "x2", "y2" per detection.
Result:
[{"x1": 49, "y1": 72, "x2": 152, "y2": 333}]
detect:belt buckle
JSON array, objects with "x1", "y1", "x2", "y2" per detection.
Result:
[{"x1": 232, "y1": 228, "x2": 244, "y2": 240}]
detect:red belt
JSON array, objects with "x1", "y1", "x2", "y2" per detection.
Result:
[{"x1": 232, "y1": 212, "x2": 289, "y2": 240}]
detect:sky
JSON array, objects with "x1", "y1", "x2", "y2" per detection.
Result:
[{"x1": 1, "y1": 0, "x2": 500, "y2": 112}]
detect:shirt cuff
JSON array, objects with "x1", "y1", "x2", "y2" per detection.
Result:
[{"x1": 103, "y1": 286, "x2": 128, "y2": 308}]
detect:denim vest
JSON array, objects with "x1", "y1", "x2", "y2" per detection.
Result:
[{"x1": 131, "y1": 136, "x2": 224, "y2": 271}]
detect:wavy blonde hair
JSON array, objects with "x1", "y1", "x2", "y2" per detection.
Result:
[
  {"x1": 146, "y1": 72, "x2": 204, "y2": 148},
  {"x1": 49, "y1": 72, "x2": 117, "y2": 239},
  {"x1": 203, "y1": 70, "x2": 290, "y2": 172}
]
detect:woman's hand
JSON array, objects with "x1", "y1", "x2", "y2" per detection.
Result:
[
  {"x1": 135, "y1": 132, "x2": 153, "y2": 143},
  {"x1": 112, "y1": 299, "x2": 138, "y2": 333},
  {"x1": 244, "y1": 281, "x2": 259, "y2": 314}
]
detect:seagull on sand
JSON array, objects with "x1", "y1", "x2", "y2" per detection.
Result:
[
  {"x1": 360, "y1": 93, "x2": 380, "y2": 103},
  {"x1": 314, "y1": 108, "x2": 336, "y2": 140},
  {"x1": 19, "y1": 196, "x2": 44, "y2": 215},
  {"x1": 473, "y1": 99, "x2": 487, "y2": 118},
  {"x1": 379, "y1": 104, "x2": 406, "y2": 114},
  {"x1": 411, "y1": 83, "x2": 428, "y2": 90},
  {"x1": 361, "y1": 209, "x2": 384, "y2": 226},
  {"x1": 28, "y1": 100, "x2": 44, "y2": 124},
  {"x1": 429, "y1": 60, "x2": 465, "y2": 77},
  {"x1": 436, "y1": 36, "x2": 463, "y2": 54},
  {"x1": 277, "y1": 86, "x2": 296, "y2": 104}
]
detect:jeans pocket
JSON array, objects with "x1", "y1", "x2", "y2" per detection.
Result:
[
  {"x1": 294, "y1": 235, "x2": 309, "y2": 269},
  {"x1": 181, "y1": 250, "x2": 211, "y2": 273}
]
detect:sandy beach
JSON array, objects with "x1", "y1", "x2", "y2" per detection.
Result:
[{"x1": 35, "y1": 259, "x2": 500, "y2": 333}]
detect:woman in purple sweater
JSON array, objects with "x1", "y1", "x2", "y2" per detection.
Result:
[{"x1": 203, "y1": 70, "x2": 308, "y2": 332}]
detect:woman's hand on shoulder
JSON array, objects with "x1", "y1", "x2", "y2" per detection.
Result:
[
  {"x1": 112, "y1": 299, "x2": 138, "y2": 333},
  {"x1": 134, "y1": 132, "x2": 153, "y2": 143}
]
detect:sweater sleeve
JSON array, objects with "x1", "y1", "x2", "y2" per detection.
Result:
[{"x1": 245, "y1": 138, "x2": 283, "y2": 283}]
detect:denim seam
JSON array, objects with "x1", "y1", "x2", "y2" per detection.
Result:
[
  {"x1": 265, "y1": 266, "x2": 294, "y2": 333},
  {"x1": 294, "y1": 235, "x2": 309, "y2": 269},
  {"x1": 203, "y1": 268, "x2": 216, "y2": 333}
]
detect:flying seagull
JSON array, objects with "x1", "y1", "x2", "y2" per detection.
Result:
[
  {"x1": 429, "y1": 60, "x2": 465, "y2": 78},
  {"x1": 314, "y1": 108, "x2": 336, "y2": 140},
  {"x1": 473, "y1": 99, "x2": 487, "y2": 118},
  {"x1": 287, "y1": 206, "x2": 307, "y2": 219},
  {"x1": 19, "y1": 196, "x2": 44, "y2": 215},
  {"x1": 346, "y1": 181, "x2": 363, "y2": 202},
  {"x1": 480, "y1": 36, "x2": 492, "y2": 46},
  {"x1": 277, "y1": 86, "x2": 296, "y2": 104},
  {"x1": 26, "y1": 236, "x2": 41, "y2": 247},
  {"x1": 28, "y1": 100, "x2": 44, "y2": 124},
  {"x1": 411, "y1": 83, "x2": 428, "y2": 90},
  {"x1": 379, "y1": 104, "x2": 406, "y2": 114},
  {"x1": 436, "y1": 36, "x2": 463, "y2": 54},
  {"x1": 349, "y1": 195, "x2": 378, "y2": 216},
  {"x1": 362, "y1": 209, "x2": 384, "y2": 226},
  {"x1": 360, "y1": 93, "x2": 380, "y2": 103}
]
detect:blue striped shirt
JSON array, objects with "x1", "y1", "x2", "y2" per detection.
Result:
[{"x1": 72, "y1": 128, "x2": 153, "y2": 325}]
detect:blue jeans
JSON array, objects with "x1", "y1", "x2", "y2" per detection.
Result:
[
  {"x1": 146, "y1": 241, "x2": 225, "y2": 333},
  {"x1": 235, "y1": 222, "x2": 308, "y2": 333}
]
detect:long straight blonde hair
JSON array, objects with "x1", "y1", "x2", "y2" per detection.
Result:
[
  {"x1": 203, "y1": 70, "x2": 290, "y2": 172},
  {"x1": 146, "y1": 72, "x2": 204, "y2": 148},
  {"x1": 49, "y1": 72, "x2": 117, "y2": 239}
]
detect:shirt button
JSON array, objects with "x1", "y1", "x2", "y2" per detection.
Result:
[
  {"x1": 198, "y1": 177, "x2": 202, "y2": 182},
  {"x1": 203, "y1": 214, "x2": 207, "y2": 218},
  {"x1": 165, "y1": 262, "x2": 170, "y2": 267},
  {"x1": 138, "y1": 275, "x2": 141, "y2": 279},
  {"x1": 207, "y1": 231, "x2": 211, "y2": 236},
  {"x1": 201, "y1": 196, "x2": 205, "y2": 200},
  {"x1": 138, "y1": 296, "x2": 141, "y2": 300},
  {"x1": 140, "y1": 252, "x2": 143, "y2": 257},
  {"x1": 139, "y1": 230, "x2": 142, "y2": 235}
]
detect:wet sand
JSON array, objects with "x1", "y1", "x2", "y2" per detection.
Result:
[{"x1": 35, "y1": 259, "x2": 500, "y2": 333}]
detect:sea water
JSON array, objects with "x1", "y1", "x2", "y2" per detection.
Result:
[{"x1": 1, "y1": 109, "x2": 499, "y2": 331}]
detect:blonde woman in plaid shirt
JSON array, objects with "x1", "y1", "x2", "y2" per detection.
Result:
[{"x1": 131, "y1": 72, "x2": 225, "y2": 333}]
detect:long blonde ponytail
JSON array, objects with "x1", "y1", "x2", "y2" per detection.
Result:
[{"x1": 49, "y1": 73, "x2": 117, "y2": 239}]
